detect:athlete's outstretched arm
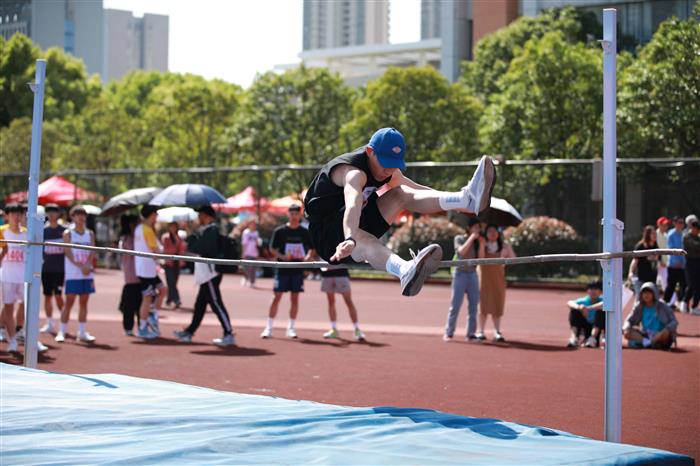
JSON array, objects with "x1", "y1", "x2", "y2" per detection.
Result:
[{"x1": 329, "y1": 167, "x2": 367, "y2": 262}]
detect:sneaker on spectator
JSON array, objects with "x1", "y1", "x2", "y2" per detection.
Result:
[
  {"x1": 55, "y1": 331, "x2": 66, "y2": 343},
  {"x1": 0, "y1": 328, "x2": 6, "y2": 342},
  {"x1": 213, "y1": 334, "x2": 236, "y2": 347},
  {"x1": 16, "y1": 328, "x2": 25, "y2": 344},
  {"x1": 567, "y1": 337, "x2": 578, "y2": 348},
  {"x1": 124, "y1": 330, "x2": 134, "y2": 337},
  {"x1": 173, "y1": 330, "x2": 192, "y2": 343},
  {"x1": 679, "y1": 302, "x2": 688, "y2": 313},
  {"x1": 442, "y1": 334, "x2": 453, "y2": 342},
  {"x1": 467, "y1": 334, "x2": 481, "y2": 343},
  {"x1": 137, "y1": 326, "x2": 158, "y2": 340},
  {"x1": 286, "y1": 327, "x2": 298, "y2": 339},
  {"x1": 323, "y1": 328, "x2": 339, "y2": 339},
  {"x1": 494, "y1": 332, "x2": 506, "y2": 343},
  {"x1": 354, "y1": 328, "x2": 366, "y2": 342},
  {"x1": 147, "y1": 312, "x2": 160, "y2": 336},
  {"x1": 260, "y1": 327, "x2": 273, "y2": 339},
  {"x1": 40, "y1": 322, "x2": 56, "y2": 334},
  {"x1": 475, "y1": 333, "x2": 486, "y2": 341},
  {"x1": 77, "y1": 332, "x2": 96, "y2": 343},
  {"x1": 584, "y1": 336, "x2": 598, "y2": 348},
  {"x1": 7, "y1": 339, "x2": 18, "y2": 353},
  {"x1": 36, "y1": 341, "x2": 49, "y2": 353},
  {"x1": 691, "y1": 307, "x2": 700, "y2": 316}
]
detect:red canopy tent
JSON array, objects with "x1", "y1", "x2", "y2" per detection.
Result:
[
  {"x1": 5, "y1": 176, "x2": 102, "y2": 206},
  {"x1": 266, "y1": 194, "x2": 304, "y2": 215},
  {"x1": 213, "y1": 186, "x2": 269, "y2": 214}
]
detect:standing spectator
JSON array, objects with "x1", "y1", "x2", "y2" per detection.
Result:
[
  {"x1": 665, "y1": 217, "x2": 687, "y2": 311},
  {"x1": 118, "y1": 215, "x2": 142, "y2": 336},
  {"x1": 476, "y1": 225, "x2": 516, "y2": 342},
  {"x1": 174, "y1": 206, "x2": 236, "y2": 346},
  {"x1": 321, "y1": 268, "x2": 365, "y2": 341},
  {"x1": 623, "y1": 282, "x2": 677, "y2": 349},
  {"x1": 133, "y1": 205, "x2": 166, "y2": 339},
  {"x1": 40, "y1": 204, "x2": 65, "y2": 334},
  {"x1": 161, "y1": 222, "x2": 186, "y2": 309},
  {"x1": 566, "y1": 281, "x2": 605, "y2": 348},
  {"x1": 56, "y1": 206, "x2": 96, "y2": 343},
  {"x1": 444, "y1": 217, "x2": 481, "y2": 342},
  {"x1": 0, "y1": 204, "x2": 48, "y2": 353},
  {"x1": 655, "y1": 216, "x2": 671, "y2": 294},
  {"x1": 241, "y1": 219, "x2": 260, "y2": 288},
  {"x1": 683, "y1": 220, "x2": 700, "y2": 315},
  {"x1": 260, "y1": 204, "x2": 315, "y2": 339},
  {"x1": 628, "y1": 226, "x2": 659, "y2": 298}
]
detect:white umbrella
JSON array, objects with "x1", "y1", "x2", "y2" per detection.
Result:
[{"x1": 157, "y1": 207, "x2": 197, "y2": 223}]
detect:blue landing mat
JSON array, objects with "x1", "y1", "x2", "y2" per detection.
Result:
[{"x1": 0, "y1": 364, "x2": 692, "y2": 465}]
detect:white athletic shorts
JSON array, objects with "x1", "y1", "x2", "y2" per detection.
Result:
[
  {"x1": 320, "y1": 276, "x2": 351, "y2": 294},
  {"x1": 2, "y1": 282, "x2": 24, "y2": 305}
]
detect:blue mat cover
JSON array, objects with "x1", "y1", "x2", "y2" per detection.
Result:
[{"x1": 0, "y1": 364, "x2": 692, "y2": 465}]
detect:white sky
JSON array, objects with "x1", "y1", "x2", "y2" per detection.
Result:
[{"x1": 103, "y1": 0, "x2": 421, "y2": 88}]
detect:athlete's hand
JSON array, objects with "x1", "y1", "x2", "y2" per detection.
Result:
[{"x1": 330, "y1": 240, "x2": 355, "y2": 262}]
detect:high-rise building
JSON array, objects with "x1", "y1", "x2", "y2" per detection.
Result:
[
  {"x1": 421, "y1": 0, "x2": 441, "y2": 39},
  {"x1": 303, "y1": 0, "x2": 389, "y2": 51},
  {"x1": 0, "y1": 0, "x2": 168, "y2": 82},
  {"x1": 103, "y1": 9, "x2": 169, "y2": 82}
]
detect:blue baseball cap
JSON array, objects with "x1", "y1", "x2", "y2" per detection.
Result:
[{"x1": 368, "y1": 127, "x2": 406, "y2": 170}]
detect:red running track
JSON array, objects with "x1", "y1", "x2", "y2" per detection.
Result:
[{"x1": 2, "y1": 269, "x2": 698, "y2": 460}]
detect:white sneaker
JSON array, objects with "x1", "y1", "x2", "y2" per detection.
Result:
[
  {"x1": 462, "y1": 156, "x2": 496, "y2": 214},
  {"x1": 567, "y1": 337, "x2": 578, "y2": 348},
  {"x1": 40, "y1": 323, "x2": 55, "y2": 334},
  {"x1": 286, "y1": 327, "x2": 298, "y2": 339},
  {"x1": 7, "y1": 339, "x2": 18, "y2": 353},
  {"x1": 400, "y1": 244, "x2": 443, "y2": 297},
  {"x1": 16, "y1": 328, "x2": 25, "y2": 344},
  {"x1": 77, "y1": 332, "x2": 96, "y2": 343},
  {"x1": 679, "y1": 302, "x2": 688, "y2": 313},
  {"x1": 36, "y1": 341, "x2": 49, "y2": 353},
  {"x1": 55, "y1": 332, "x2": 66, "y2": 343},
  {"x1": 354, "y1": 328, "x2": 366, "y2": 342},
  {"x1": 584, "y1": 336, "x2": 598, "y2": 348},
  {"x1": 260, "y1": 327, "x2": 273, "y2": 339},
  {"x1": 213, "y1": 334, "x2": 236, "y2": 347},
  {"x1": 0, "y1": 328, "x2": 6, "y2": 342}
]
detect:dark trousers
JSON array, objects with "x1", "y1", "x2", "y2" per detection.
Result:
[
  {"x1": 185, "y1": 275, "x2": 232, "y2": 336},
  {"x1": 569, "y1": 308, "x2": 606, "y2": 341},
  {"x1": 685, "y1": 258, "x2": 700, "y2": 307},
  {"x1": 164, "y1": 265, "x2": 181, "y2": 305},
  {"x1": 664, "y1": 267, "x2": 686, "y2": 303}
]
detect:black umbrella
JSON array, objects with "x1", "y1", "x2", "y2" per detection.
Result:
[
  {"x1": 101, "y1": 187, "x2": 163, "y2": 216},
  {"x1": 448, "y1": 197, "x2": 523, "y2": 228},
  {"x1": 149, "y1": 184, "x2": 227, "y2": 207}
]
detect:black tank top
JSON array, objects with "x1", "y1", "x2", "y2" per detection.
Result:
[{"x1": 304, "y1": 146, "x2": 392, "y2": 220}]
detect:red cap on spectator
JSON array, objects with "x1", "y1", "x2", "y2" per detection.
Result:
[{"x1": 656, "y1": 216, "x2": 671, "y2": 227}]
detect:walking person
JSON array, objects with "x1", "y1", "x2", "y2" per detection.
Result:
[
  {"x1": 174, "y1": 206, "x2": 236, "y2": 346},
  {"x1": 321, "y1": 268, "x2": 366, "y2": 341},
  {"x1": 118, "y1": 215, "x2": 142, "y2": 336},
  {"x1": 664, "y1": 217, "x2": 687, "y2": 311},
  {"x1": 260, "y1": 204, "x2": 314, "y2": 339},
  {"x1": 0, "y1": 203, "x2": 48, "y2": 353},
  {"x1": 683, "y1": 220, "x2": 700, "y2": 315},
  {"x1": 56, "y1": 206, "x2": 97, "y2": 343},
  {"x1": 241, "y1": 219, "x2": 260, "y2": 288},
  {"x1": 303, "y1": 127, "x2": 495, "y2": 297},
  {"x1": 444, "y1": 217, "x2": 481, "y2": 342},
  {"x1": 655, "y1": 216, "x2": 671, "y2": 294},
  {"x1": 161, "y1": 222, "x2": 185, "y2": 308},
  {"x1": 628, "y1": 226, "x2": 660, "y2": 299},
  {"x1": 40, "y1": 204, "x2": 65, "y2": 335},
  {"x1": 134, "y1": 205, "x2": 167, "y2": 339},
  {"x1": 476, "y1": 224, "x2": 516, "y2": 342}
]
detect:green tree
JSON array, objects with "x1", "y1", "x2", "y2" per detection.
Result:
[
  {"x1": 230, "y1": 66, "x2": 354, "y2": 195},
  {"x1": 618, "y1": 13, "x2": 700, "y2": 158},
  {"x1": 0, "y1": 34, "x2": 38, "y2": 126},
  {"x1": 341, "y1": 66, "x2": 482, "y2": 190}
]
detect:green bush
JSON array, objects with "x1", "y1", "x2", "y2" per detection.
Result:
[
  {"x1": 504, "y1": 216, "x2": 596, "y2": 279},
  {"x1": 387, "y1": 216, "x2": 465, "y2": 260}
]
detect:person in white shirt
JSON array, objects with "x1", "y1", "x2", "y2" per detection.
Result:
[{"x1": 241, "y1": 219, "x2": 260, "y2": 288}]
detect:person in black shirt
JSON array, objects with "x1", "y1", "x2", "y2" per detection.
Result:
[
  {"x1": 173, "y1": 206, "x2": 235, "y2": 347},
  {"x1": 260, "y1": 204, "x2": 314, "y2": 339},
  {"x1": 40, "y1": 204, "x2": 66, "y2": 335},
  {"x1": 304, "y1": 127, "x2": 496, "y2": 297},
  {"x1": 628, "y1": 225, "x2": 660, "y2": 299}
]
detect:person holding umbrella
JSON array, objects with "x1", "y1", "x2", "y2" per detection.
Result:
[{"x1": 173, "y1": 206, "x2": 235, "y2": 346}]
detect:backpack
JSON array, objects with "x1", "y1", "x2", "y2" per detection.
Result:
[{"x1": 215, "y1": 234, "x2": 239, "y2": 274}]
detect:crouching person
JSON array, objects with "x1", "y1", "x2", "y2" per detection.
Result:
[{"x1": 623, "y1": 282, "x2": 677, "y2": 349}]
